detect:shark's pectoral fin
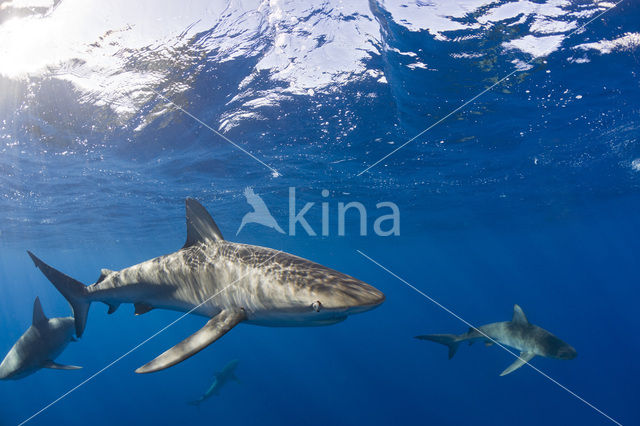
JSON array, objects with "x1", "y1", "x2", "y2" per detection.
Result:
[
  {"x1": 500, "y1": 352, "x2": 535, "y2": 376},
  {"x1": 43, "y1": 360, "x2": 82, "y2": 370},
  {"x1": 134, "y1": 302, "x2": 154, "y2": 316},
  {"x1": 135, "y1": 308, "x2": 246, "y2": 374}
]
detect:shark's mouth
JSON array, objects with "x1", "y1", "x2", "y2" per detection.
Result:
[{"x1": 245, "y1": 316, "x2": 348, "y2": 327}]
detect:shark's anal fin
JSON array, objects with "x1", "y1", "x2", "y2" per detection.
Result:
[
  {"x1": 134, "y1": 302, "x2": 154, "y2": 316},
  {"x1": 135, "y1": 308, "x2": 246, "y2": 374},
  {"x1": 500, "y1": 351, "x2": 535, "y2": 376},
  {"x1": 43, "y1": 360, "x2": 82, "y2": 370}
]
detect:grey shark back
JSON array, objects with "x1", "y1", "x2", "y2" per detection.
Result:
[
  {"x1": 0, "y1": 297, "x2": 82, "y2": 380},
  {"x1": 28, "y1": 198, "x2": 385, "y2": 374},
  {"x1": 415, "y1": 304, "x2": 576, "y2": 376}
]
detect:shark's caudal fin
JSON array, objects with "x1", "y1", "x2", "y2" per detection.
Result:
[
  {"x1": 27, "y1": 251, "x2": 90, "y2": 338},
  {"x1": 415, "y1": 334, "x2": 462, "y2": 359}
]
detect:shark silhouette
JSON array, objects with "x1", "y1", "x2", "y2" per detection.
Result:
[{"x1": 236, "y1": 187, "x2": 284, "y2": 235}]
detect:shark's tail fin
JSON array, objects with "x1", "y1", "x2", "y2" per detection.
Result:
[
  {"x1": 415, "y1": 334, "x2": 462, "y2": 359},
  {"x1": 27, "y1": 251, "x2": 90, "y2": 338}
]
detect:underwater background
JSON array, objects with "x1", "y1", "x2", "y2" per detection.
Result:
[{"x1": 0, "y1": 0, "x2": 639, "y2": 425}]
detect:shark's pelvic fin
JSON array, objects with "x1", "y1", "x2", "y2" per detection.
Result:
[
  {"x1": 415, "y1": 334, "x2": 461, "y2": 359},
  {"x1": 42, "y1": 360, "x2": 82, "y2": 370},
  {"x1": 134, "y1": 302, "x2": 154, "y2": 315},
  {"x1": 500, "y1": 351, "x2": 535, "y2": 376},
  {"x1": 184, "y1": 198, "x2": 224, "y2": 248},
  {"x1": 107, "y1": 303, "x2": 120, "y2": 315},
  {"x1": 27, "y1": 251, "x2": 90, "y2": 338},
  {"x1": 135, "y1": 308, "x2": 246, "y2": 374},
  {"x1": 32, "y1": 297, "x2": 48, "y2": 325},
  {"x1": 512, "y1": 304, "x2": 528, "y2": 324}
]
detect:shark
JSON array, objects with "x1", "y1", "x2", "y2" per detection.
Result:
[
  {"x1": 0, "y1": 297, "x2": 81, "y2": 380},
  {"x1": 27, "y1": 198, "x2": 385, "y2": 374},
  {"x1": 189, "y1": 359, "x2": 240, "y2": 406},
  {"x1": 415, "y1": 304, "x2": 577, "y2": 376}
]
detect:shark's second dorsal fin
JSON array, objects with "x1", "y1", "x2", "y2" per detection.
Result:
[
  {"x1": 32, "y1": 297, "x2": 48, "y2": 325},
  {"x1": 97, "y1": 269, "x2": 115, "y2": 284},
  {"x1": 512, "y1": 304, "x2": 528, "y2": 324},
  {"x1": 184, "y1": 198, "x2": 224, "y2": 248}
]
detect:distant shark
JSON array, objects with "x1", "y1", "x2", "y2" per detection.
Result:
[
  {"x1": 28, "y1": 198, "x2": 385, "y2": 374},
  {"x1": 189, "y1": 359, "x2": 240, "y2": 406},
  {"x1": 0, "y1": 297, "x2": 81, "y2": 380},
  {"x1": 415, "y1": 304, "x2": 577, "y2": 376}
]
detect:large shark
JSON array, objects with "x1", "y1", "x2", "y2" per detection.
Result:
[
  {"x1": 27, "y1": 198, "x2": 385, "y2": 374},
  {"x1": 189, "y1": 359, "x2": 240, "y2": 406},
  {"x1": 415, "y1": 304, "x2": 577, "y2": 376},
  {"x1": 0, "y1": 297, "x2": 81, "y2": 380}
]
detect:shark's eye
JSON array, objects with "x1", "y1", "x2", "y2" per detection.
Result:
[{"x1": 312, "y1": 301, "x2": 322, "y2": 312}]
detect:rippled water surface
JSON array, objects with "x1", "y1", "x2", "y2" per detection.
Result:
[{"x1": 1, "y1": 1, "x2": 639, "y2": 425}]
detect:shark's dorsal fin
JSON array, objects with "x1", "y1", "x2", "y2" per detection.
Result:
[
  {"x1": 135, "y1": 308, "x2": 246, "y2": 374},
  {"x1": 184, "y1": 198, "x2": 224, "y2": 248},
  {"x1": 32, "y1": 297, "x2": 48, "y2": 325},
  {"x1": 97, "y1": 269, "x2": 115, "y2": 284},
  {"x1": 512, "y1": 304, "x2": 528, "y2": 324}
]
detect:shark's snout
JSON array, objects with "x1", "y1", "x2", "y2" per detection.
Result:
[
  {"x1": 358, "y1": 284, "x2": 386, "y2": 308},
  {"x1": 558, "y1": 345, "x2": 577, "y2": 360},
  {"x1": 318, "y1": 279, "x2": 385, "y2": 314}
]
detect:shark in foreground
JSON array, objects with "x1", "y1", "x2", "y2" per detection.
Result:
[
  {"x1": 0, "y1": 297, "x2": 81, "y2": 380},
  {"x1": 415, "y1": 305, "x2": 577, "y2": 376},
  {"x1": 27, "y1": 198, "x2": 385, "y2": 374},
  {"x1": 189, "y1": 359, "x2": 240, "y2": 406}
]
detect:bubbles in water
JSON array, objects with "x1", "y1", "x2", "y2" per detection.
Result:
[{"x1": 632, "y1": 159, "x2": 640, "y2": 172}]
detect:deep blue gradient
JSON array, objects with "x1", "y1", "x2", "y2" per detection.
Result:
[{"x1": 1, "y1": 1, "x2": 639, "y2": 425}]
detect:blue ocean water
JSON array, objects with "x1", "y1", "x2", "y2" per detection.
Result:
[{"x1": 1, "y1": 1, "x2": 639, "y2": 425}]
